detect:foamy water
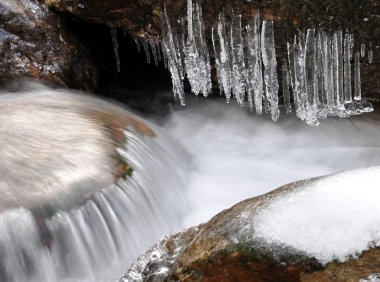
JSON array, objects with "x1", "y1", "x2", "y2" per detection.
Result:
[{"x1": 164, "y1": 98, "x2": 380, "y2": 227}]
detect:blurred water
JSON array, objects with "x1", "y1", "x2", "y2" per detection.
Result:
[
  {"x1": 165, "y1": 98, "x2": 380, "y2": 227},
  {"x1": 0, "y1": 86, "x2": 190, "y2": 282},
  {"x1": 1, "y1": 85, "x2": 379, "y2": 281}
]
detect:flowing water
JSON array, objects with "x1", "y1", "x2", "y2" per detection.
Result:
[
  {"x1": 0, "y1": 87, "x2": 190, "y2": 282},
  {"x1": 164, "y1": 98, "x2": 380, "y2": 227},
  {"x1": 1, "y1": 87, "x2": 380, "y2": 281}
]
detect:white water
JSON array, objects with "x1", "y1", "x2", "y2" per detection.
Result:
[
  {"x1": 164, "y1": 98, "x2": 380, "y2": 227},
  {"x1": 0, "y1": 87, "x2": 190, "y2": 282},
  {"x1": 1, "y1": 87, "x2": 380, "y2": 281}
]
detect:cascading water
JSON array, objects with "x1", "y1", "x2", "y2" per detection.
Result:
[
  {"x1": 0, "y1": 85, "x2": 191, "y2": 282},
  {"x1": 164, "y1": 98, "x2": 380, "y2": 227}
]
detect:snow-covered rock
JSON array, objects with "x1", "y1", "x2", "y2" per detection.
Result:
[{"x1": 122, "y1": 167, "x2": 380, "y2": 281}]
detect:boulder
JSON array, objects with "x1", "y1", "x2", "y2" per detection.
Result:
[{"x1": 122, "y1": 167, "x2": 380, "y2": 281}]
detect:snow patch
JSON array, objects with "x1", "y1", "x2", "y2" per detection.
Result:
[{"x1": 254, "y1": 166, "x2": 380, "y2": 264}]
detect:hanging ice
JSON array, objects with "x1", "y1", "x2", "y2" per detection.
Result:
[
  {"x1": 368, "y1": 43, "x2": 373, "y2": 64},
  {"x1": 157, "y1": 4, "x2": 372, "y2": 125},
  {"x1": 160, "y1": 4, "x2": 186, "y2": 105},
  {"x1": 245, "y1": 11, "x2": 263, "y2": 114},
  {"x1": 354, "y1": 51, "x2": 374, "y2": 112},
  {"x1": 343, "y1": 33, "x2": 360, "y2": 115},
  {"x1": 231, "y1": 14, "x2": 247, "y2": 106},
  {"x1": 361, "y1": 43, "x2": 365, "y2": 58},
  {"x1": 316, "y1": 30, "x2": 327, "y2": 119},
  {"x1": 149, "y1": 37, "x2": 159, "y2": 66},
  {"x1": 261, "y1": 20, "x2": 279, "y2": 121},
  {"x1": 245, "y1": 23, "x2": 255, "y2": 110},
  {"x1": 184, "y1": 0, "x2": 212, "y2": 97},
  {"x1": 281, "y1": 60, "x2": 291, "y2": 114},
  {"x1": 293, "y1": 32, "x2": 307, "y2": 121},
  {"x1": 305, "y1": 29, "x2": 319, "y2": 126},
  {"x1": 213, "y1": 13, "x2": 233, "y2": 103},
  {"x1": 287, "y1": 41, "x2": 300, "y2": 116},
  {"x1": 110, "y1": 28, "x2": 120, "y2": 72},
  {"x1": 142, "y1": 40, "x2": 151, "y2": 64},
  {"x1": 332, "y1": 30, "x2": 348, "y2": 117},
  {"x1": 134, "y1": 38, "x2": 141, "y2": 53},
  {"x1": 212, "y1": 26, "x2": 223, "y2": 95}
]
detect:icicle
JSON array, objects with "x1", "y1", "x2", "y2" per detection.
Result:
[
  {"x1": 281, "y1": 60, "x2": 292, "y2": 114},
  {"x1": 261, "y1": 20, "x2": 279, "y2": 122},
  {"x1": 217, "y1": 13, "x2": 233, "y2": 103},
  {"x1": 245, "y1": 23, "x2": 255, "y2": 111},
  {"x1": 212, "y1": 25, "x2": 224, "y2": 96},
  {"x1": 156, "y1": 38, "x2": 162, "y2": 62},
  {"x1": 343, "y1": 33, "x2": 360, "y2": 115},
  {"x1": 360, "y1": 43, "x2": 365, "y2": 58},
  {"x1": 196, "y1": 3, "x2": 212, "y2": 96},
  {"x1": 178, "y1": 18, "x2": 187, "y2": 78},
  {"x1": 142, "y1": 40, "x2": 151, "y2": 64},
  {"x1": 368, "y1": 42, "x2": 373, "y2": 63},
  {"x1": 316, "y1": 30, "x2": 327, "y2": 119},
  {"x1": 110, "y1": 28, "x2": 120, "y2": 73},
  {"x1": 293, "y1": 32, "x2": 307, "y2": 121},
  {"x1": 354, "y1": 51, "x2": 361, "y2": 101},
  {"x1": 230, "y1": 14, "x2": 246, "y2": 107},
  {"x1": 134, "y1": 38, "x2": 141, "y2": 53},
  {"x1": 184, "y1": 0, "x2": 212, "y2": 97},
  {"x1": 287, "y1": 42, "x2": 299, "y2": 116},
  {"x1": 332, "y1": 30, "x2": 348, "y2": 117},
  {"x1": 305, "y1": 29, "x2": 319, "y2": 126},
  {"x1": 322, "y1": 31, "x2": 334, "y2": 116},
  {"x1": 252, "y1": 11, "x2": 264, "y2": 115},
  {"x1": 160, "y1": 41, "x2": 168, "y2": 69},
  {"x1": 149, "y1": 37, "x2": 159, "y2": 66},
  {"x1": 160, "y1": 4, "x2": 186, "y2": 105},
  {"x1": 354, "y1": 50, "x2": 374, "y2": 112}
]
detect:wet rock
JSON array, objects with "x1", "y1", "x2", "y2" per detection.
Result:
[
  {"x1": 122, "y1": 172, "x2": 380, "y2": 281},
  {"x1": 0, "y1": 0, "x2": 97, "y2": 90}
]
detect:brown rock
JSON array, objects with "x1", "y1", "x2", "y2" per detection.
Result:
[
  {"x1": 0, "y1": 0, "x2": 97, "y2": 90},
  {"x1": 122, "y1": 176, "x2": 380, "y2": 282}
]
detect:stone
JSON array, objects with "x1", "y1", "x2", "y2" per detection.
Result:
[
  {"x1": 122, "y1": 173, "x2": 380, "y2": 281},
  {"x1": 0, "y1": 0, "x2": 97, "y2": 90}
]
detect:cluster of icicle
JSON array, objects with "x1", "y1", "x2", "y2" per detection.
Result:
[
  {"x1": 112, "y1": 0, "x2": 375, "y2": 125},
  {"x1": 286, "y1": 29, "x2": 373, "y2": 126},
  {"x1": 158, "y1": 0, "x2": 280, "y2": 115}
]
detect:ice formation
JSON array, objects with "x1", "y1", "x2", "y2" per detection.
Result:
[
  {"x1": 121, "y1": 2, "x2": 375, "y2": 125},
  {"x1": 261, "y1": 20, "x2": 280, "y2": 121},
  {"x1": 287, "y1": 29, "x2": 373, "y2": 125},
  {"x1": 212, "y1": 13, "x2": 233, "y2": 103},
  {"x1": 368, "y1": 43, "x2": 373, "y2": 64},
  {"x1": 183, "y1": 0, "x2": 212, "y2": 97},
  {"x1": 110, "y1": 28, "x2": 120, "y2": 72}
]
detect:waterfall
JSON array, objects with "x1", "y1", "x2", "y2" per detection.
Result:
[{"x1": 0, "y1": 86, "x2": 191, "y2": 282}]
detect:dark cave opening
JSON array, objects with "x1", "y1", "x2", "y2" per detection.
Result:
[{"x1": 63, "y1": 15, "x2": 179, "y2": 117}]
